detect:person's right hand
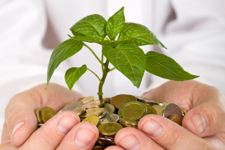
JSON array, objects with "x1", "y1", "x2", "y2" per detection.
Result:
[{"x1": 0, "y1": 83, "x2": 99, "y2": 150}]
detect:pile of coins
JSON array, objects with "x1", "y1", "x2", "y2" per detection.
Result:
[{"x1": 35, "y1": 94, "x2": 185, "y2": 149}]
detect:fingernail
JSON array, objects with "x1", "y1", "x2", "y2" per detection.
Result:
[
  {"x1": 191, "y1": 113, "x2": 207, "y2": 134},
  {"x1": 12, "y1": 121, "x2": 25, "y2": 136},
  {"x1": 75, "y1": 128, "x2": 95, "y2": 148},
  {"x1": 142, "y1": 120, "x2": 163, "y2": 137},
  {"x1": 119, "y1": 135, "x2": 140, "y2": 150},
  {"x1": 57, "y1": 116, "x2": 78, "y2": 134}
]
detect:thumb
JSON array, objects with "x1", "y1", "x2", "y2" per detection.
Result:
[
  {"x1": 138, "y1": 115, "x2": 208, "y2": 150},
  {"x1": 4, "y1": 83, "x2": 83, "y2": 147}
]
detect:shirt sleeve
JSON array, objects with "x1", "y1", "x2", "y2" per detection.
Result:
[{"x1": 0, "y1": 0, "x2": 84, "y2": 137}]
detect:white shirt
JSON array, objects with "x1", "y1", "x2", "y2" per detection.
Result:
[{"x1": 1, "y1": 0, "x2": 225, "y2": 140}]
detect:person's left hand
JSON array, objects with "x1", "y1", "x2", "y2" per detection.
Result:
[{"x1": 106, "y1": 80, "x2": 225, "y2": 150}]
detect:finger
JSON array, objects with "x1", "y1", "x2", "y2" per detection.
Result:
[
  {"x1": 104, "y1": 145, "x2": 124, "y2": 150},
  {"x1": 138, "y1": 115, "x2": 209, "y2": 150},
  {"x1": 56, "y1": 122, "x2": 98, "y2": 150},
  {"x1": 113, "y1": 127, "x2": 164, "y2": 150},
  {"x1": 143, "y1": 80, "x2": 225, "y2": 137},
  {"x1": 20, "y1": 111, "x2": 80, "y2": 150},
  {"x1": 5, "y1": 83, "x2": 83, "y2": 147},
  {"x1": 183, "y1": 101, "x2": 225, "y2": 137}
]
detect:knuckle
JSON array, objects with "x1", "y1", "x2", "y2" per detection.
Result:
[
  {"x1": 163, "y1": 128, "x2": 183, "y2": 149},
  {"x1": 33, "y1": 128, "x2": 59, "y2": 149}
]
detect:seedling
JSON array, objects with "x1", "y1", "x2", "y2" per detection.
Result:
[{"x1": 46, "y1": 7, "x2": 198, "y2": 104}]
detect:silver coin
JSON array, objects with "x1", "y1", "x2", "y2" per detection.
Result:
[
  {"x1": 100, "y1": 113, "x2": 119, "y2": 124},
  {"x1": 62, "y1": 101, "x2": 84, "y2": 111},
  {"x1": 136, "y1": 96, "x2": 156, "y2": 105},
  {"x1": 99, "y1": 108, "x2": 107, "y2": 119},
  {"x1": 162, "y1": 103, "x2": 183, "y2": 119}
]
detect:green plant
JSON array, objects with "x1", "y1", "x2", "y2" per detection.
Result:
[{"x1": 46, "y1": 7, "x2": 198, "y2": 104}]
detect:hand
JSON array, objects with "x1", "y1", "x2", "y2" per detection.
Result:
[
  {"x1": 0, "y1": 83, "x2": 99, "y2": 150},
  {"x1": 106, "y1": 80, "x2": 225, "y2": 150}
]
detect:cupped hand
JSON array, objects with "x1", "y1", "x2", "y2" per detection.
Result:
[
  {"x1": 0, "y1": 83, "x2": 99, "y2": 150},
  {"x1": 107, "y1": 80, "x2": 225, "y2": 150}
]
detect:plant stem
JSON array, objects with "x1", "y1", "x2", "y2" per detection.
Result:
[
  {"x1": 98, "y1": 59, "x2": 109, "y2": 104},
  {"x1": 83, "y1": 42, "x2": 103, "y2": 65},
  {"x1": 87, "y1": 68, "x2": 102, "y2": 83}
]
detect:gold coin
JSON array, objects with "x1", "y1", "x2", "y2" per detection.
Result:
[
  {"x1": 152, "y1": 105, "x2": 164, "y2": 116},
  {"x1": 100, "y1": 113, "x2": 119, "y2": 124},
  {"x1": 62, "y1": 101, "x2": 83, "y2": 111},
  {"x1": 34, "y1": 108, "x2": 42, "y2": 123},
  {"x1": 72, "y1": 107, "x2": 86, "y2": 116},
  {"x1": 78, "y1": 96, "x2": 95, "y2": 103},
  {"x1": 92, "y1": 145, "x2": 104, "y2": 150},
  {"x1": 98, "y1": 122, "x2": 123, "y2": 136},
  {"x1": 80, "y1": 108, "x2": 103, "y2": 118},
  {"x1": 182, "y1": 110, "x2": 187, "y2": 117},
  {"x1": 145, "y1": 104, "x2": 157, "y2": 115},
  {"x1": 81, "y1": 100, "x2": 101, "y2": 109},
  {"x1": 82, "y1": 116, "x2": 100, "y2": 126},
  {"x1": 41, "y1": 107, "x2": 57, "y2": 123},
  {"x1": 110, "y1": 94, "x2": 137, "y2": 109},
  {"x1": 103, "y1": 97, "x2": 110, "y2": 103},
  {"x1": 118, "y1": 101, "x2": 147, "y2": 121},
  {"x1": 119, "y1": 118, "x2": 138, "y2": 128},
  {"x1": 104, "y1": 103, "x2": 115, "y2": 114},
  {"x1": 169, "y1": 115, "x2": 182, "y2": 126}
]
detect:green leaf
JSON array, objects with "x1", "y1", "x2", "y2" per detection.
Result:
[
  {"x1": 103, "y1": 43, "x2": 146, "y2": 88},
  {"x1": 70, "y1": 14, "x2": 106, "y2": 43},
  {"x1": 65, "y1": 65, "x2": 87, "y2": 90},
  {"x1": 145, "y1": 51, "x2": 199, "y2": 81},
  {"x1": 117, "y1": 23, "x2": 166, "y2": 48},
  {"x1": 106, "y1": 7, "x2": 125, "y2": 41},
  {"x1": 47, "y1": 39, "x2": 83, "y2": 86}
]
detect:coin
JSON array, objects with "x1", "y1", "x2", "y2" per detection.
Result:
[
  {"x1": 92, "y1": 145, "x2": 104, "y2": 150},
  {"x1": 72, "y1": 107, "x2": 86, "y2": 116},
  {"x1": 182, "y1": 110, "x2": 187, "y2": 117},
  {"x1": 104, "y1": 103, "x2": 115, "y2": 114},
  {"x1": 169, "y1": 114, "x2": 182, "y2": 126},
  {"x1": 100, "y1": 113, "x2": 119, "y2": 124},
  {"x1": 41, "y1": 107, "x2": 57, "y2": 123},
  {"x1": 98, "y1": 108, "x2": 107, "y2": 119},
  {"x1": 156, "y1": 101, "x2": 168, "y2": 106},
  {"x1": 97, "y1": 135, "x2": 115, "y2": 147},
  {"x1": 118, "y1": 101, "x2": 147, "y2": 121},
  {"x1": 103, "y1": 97, "x2": 111, "y2": 103},
  {"x1": 119, "y1": 118, "x2": 138, "y2": 128},
  {"x1": 34, "y1": 108, "x2": 42, "y2": 123},
  {"x1": 163, "y1": 103, "x2": 183, "y2": 119},
  {"x1": 78, "y1": 96, "x2": 95, "y2": 103},
  {"x1": 98, "y1": 122, "x2": 123, "y2": 136},
  {"x1": 110, "y1": 94, "x2": 137, "y2": 109},
  {"x1": 81, "y1": 100, "x2": 101, "y2": 109},
  {"x1": 82, "y1": 115, "x2": 100, "y2": 126},
  {"x1": 145, "y1": 104, "x2": 157, "y2": 115},
  {"x1": 136, "y1": 96, "x2": 156, "y2": 105},
  {"x1": 80, "y1": 107, "x2": 103, "y2": 118},
  {"x1": 62, "y1": 101, "x2": 83, "y2": 111},
  {"x1": 152, "y1": 105, "x2": 164, "y2": 116}
]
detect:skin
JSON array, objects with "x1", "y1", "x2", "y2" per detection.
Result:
[{"x1": 1, "y1": 80, "x2": 225, "y2": 149}]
